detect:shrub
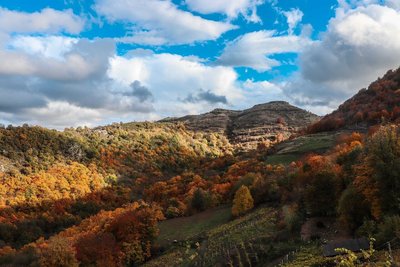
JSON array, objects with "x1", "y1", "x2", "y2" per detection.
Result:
[
  {"x1": 376, "y1": 215, "x2": 400, "y2": 245},
  {"x1": 282, "y1": 204, "x2": 301, "y2": 232}
]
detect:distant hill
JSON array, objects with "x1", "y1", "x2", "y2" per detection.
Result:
[
  {"x1": 308, "y1": 67, "x2": 400, "y2": 133},
  {"x1": 161, "y1": 101, "x2": 320, "y2": 150}
]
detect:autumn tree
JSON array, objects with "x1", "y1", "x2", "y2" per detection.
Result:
[
  {"x1": 337, "y1": 186, "x2": 370, "y2": 231},
  {"x1": 75, "y1": 232, "x2": 120, "y2": 267},
  {"x1": 300, "y1": 156, "x2": 340, "y2": 217},
  {"x1": 364, "y1": 125, "x2": 400, "y2": 215},
  {"x1": 38, "y1": 236, "x2": 79, "y2": 267},
  {"x1": 232, "y1": 185, "x2": 254, "y2": 217}
]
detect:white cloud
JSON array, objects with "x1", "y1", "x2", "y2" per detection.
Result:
[
  {"x1": 0, "y1": 35, "x2": 162, "y2": 128},
  {"x1": 239, "y1": 79, "x2": 288, "y2": 108},
  {"x1": 4, "y1": 100, "x2": 159, "y2": 129},
  {"x1": 283, "y1": 2, "x2": 400, "y2": 113},
  {"x1": 94, "y1": 0, "x2": 236, "y2": 45},
  {"x1": 0, "y1": 38, "x2": 113, "y2": 81},
  {"x1": 0, "y1": 8, "x2": 84, "y2": 34},
  {"x1": 108, "y1": 52, "x2": 243, "y2": 116},
  {"x1": 217, "y1": 30, "x2": 312, "y2": 72},
  {"x1": 23, "y1": 102, "x2": 103, "y2": 128},
  {"x1": 386, "y1": 0, "x2": 400, "y2": 10},
  {"x1": 9, "y1": 36, "x2": 78, "y2": 59},
  {"x1": 185, "y1": 0, "x2": 264, "y2": 23},
  {"x1": 282, "y1": 8, "x2": 304, "y2": 34}
]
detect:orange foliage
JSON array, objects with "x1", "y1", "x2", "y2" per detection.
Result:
[
  {"x1": 353, "y1": 162, "x2": 381, "y2": 219},
  {"x1": 308, "y1": 68, "x2": 400, "y2": 133}
]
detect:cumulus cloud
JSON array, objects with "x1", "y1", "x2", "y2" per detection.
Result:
[
  {"x1": 217, "y1": 30, "x2": 312, "y2": 72},
  {"x1": 0, "y1": 8, "x2": 85, "y2": 34},
  {"x1": 127, "y1": 81, "x2": 154, "y2": 103},
  {"x1": 282, "y1": 8, "x2": 304, "y2": 34},
  {"x1": 0, "y1": 38, "x2": 113, "y2": 81},
  {"x1": 94, "y1": 0, "x2": 236, "y2": 45},
  {"x1": 19, "y1": 102, "x2": 103, "y2": 128},
  {"x1": 9, "y1": 36, "x2": 78, "y2": 59},
  {"x1": 0, "y1": 36, "x2": 160, "y2": 128},
  {"x1": 237, "y1": 79, "x2": 288, "y2": 108},
  {"x1": 185, "y1": 0, "x2": 264, "y2": 23},
  {"x1": 386, "y1": 0, "x2": 400, "y2": 10},
  {"x1": 283, "y1": 1, "x2": 400, "y2": 113},
  {"x1": 183, "y1": 89, "x2": 228, "y2": 104},
  {"x1": 108, "y1": 52, "x2": 243, "y2": 116}
]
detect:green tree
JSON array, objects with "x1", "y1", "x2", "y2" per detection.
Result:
[
  {"x1": 338, "y1": 186, "x2": 370, "y2": 231},
  {"x1": 366, "y1": 125, "x2": 400, "y2": 214},
  {"x1": 191, "y1": 189, "x2": 206, "y2": 212},
  {"x1": 304, "y1": 171, "x2": 338, "y2": 216},
  {"x1": 232, "y1": 185, "x2": 254, "y2": 217}
]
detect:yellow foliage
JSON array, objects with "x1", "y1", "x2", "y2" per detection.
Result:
[
  {"x1": 232, "y1": 185, "x2": 254, "y2": 217},
  {"x1": 38, "y1": 236, "x2": 79, "y2": 267}
]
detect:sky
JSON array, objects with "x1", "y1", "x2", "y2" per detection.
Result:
[{"x1": 0, "y1": 0, "x2": 400, "y2": 129}]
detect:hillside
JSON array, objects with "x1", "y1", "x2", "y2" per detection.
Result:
[
  {"x1": 162, "y1": 101, "x2": 320, "y2": 150},
  {"x1": 1, "y1": 90, "x2": 400, "y2": 266},
  {"x1": 309, "y1": 67, "x2": 400, "y2": 133}
]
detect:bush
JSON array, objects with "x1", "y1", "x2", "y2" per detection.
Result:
[
  {"x1": 376, "y1": 215, "x2": 400, "y2": 245},
  {"x1": 356, "y1": 220, "x2": 377, "y2": 238},
  {"x1": 282, "y1": 204, "x2": 301, "y2": 232}
]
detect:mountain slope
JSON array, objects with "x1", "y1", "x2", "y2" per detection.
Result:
[
  {"x1": 308, "y1": 67, "x2": 400, "y2": 133},
  {"x1": 162, "y1": 101, "x2": 320, "y2": 150}
]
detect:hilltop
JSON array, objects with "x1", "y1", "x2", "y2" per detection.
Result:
[
  {"x1": 1, "y1": 71, "x2": 400, "y2": 266},
  {"x1": 162, "y1": 101, "x2": 320, "y2": 150},
  {"x1": 309, "y1": 67, "x2": 400, "y2": 133}
]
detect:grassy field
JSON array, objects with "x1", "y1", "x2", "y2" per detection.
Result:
[
  {"x1": 157, "y1": 205, "x2": 232, "y2": 247},
  {"x1": 265, "y1": 154, "x2": 300, "y2": 165},
  {"x1": 265, "y1": 131, "x2": 342, "y2": 165},
  {"x1": 145, "y1": 205, "x2": 303, "y2": 267}
]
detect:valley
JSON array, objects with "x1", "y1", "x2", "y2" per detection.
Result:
[{"x1": 0, "y1": 68, "x2": 400, "y2": 266}]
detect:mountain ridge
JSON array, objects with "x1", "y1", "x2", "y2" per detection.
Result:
[
  {"x1": 308, "y1": 67, "x2": 400, "y2": 133},
  {"x1": 161, "y1": 101, "x2": 320, "y2": 150}
]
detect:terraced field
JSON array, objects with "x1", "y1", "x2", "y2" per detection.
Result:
[
  {"x1": 145, "y1": 206, "x2": 302, "y2": 267},
  {"x1": 157, "y1": 206, "x2": 232, "y2": 248}
]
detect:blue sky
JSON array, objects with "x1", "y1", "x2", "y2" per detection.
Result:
[{"x1": 0, "y1": 0, "x2": 399, "y2": 128}]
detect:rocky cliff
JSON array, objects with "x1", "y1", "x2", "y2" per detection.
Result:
[{"x1": 162, "y1": 101, "x2": 320, "y2": 150}]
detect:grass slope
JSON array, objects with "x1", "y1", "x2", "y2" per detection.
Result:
[
  {"x1": 157, "y1": 206, "x2": 232, "y2": 248},
  {"x1": 146, "y1": 206, "x2": 303, "y2": 267},
  {"x1": 265, "y1": 132, "x2": 343, "y2": 165}
]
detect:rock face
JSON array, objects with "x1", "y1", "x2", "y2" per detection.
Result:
[{"x1": 161, "y1": 101, "x2": 320, "y2": 150}]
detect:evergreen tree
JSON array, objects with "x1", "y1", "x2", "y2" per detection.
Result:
[{"x1": 191, "y1": 189, "x2": 206, "y2": 212}]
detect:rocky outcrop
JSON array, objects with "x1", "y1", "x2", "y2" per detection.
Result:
[{"x1": 161, "y1": 101, "x2": 320, "y2": 150}]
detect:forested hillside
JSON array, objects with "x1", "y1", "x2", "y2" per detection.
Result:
[
  {"x1": 308, "y1": 67, "x2": 400, "y2": 133},
  {"x1": 0, "y1": 74, "x2": 400, "y2": 266}
]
